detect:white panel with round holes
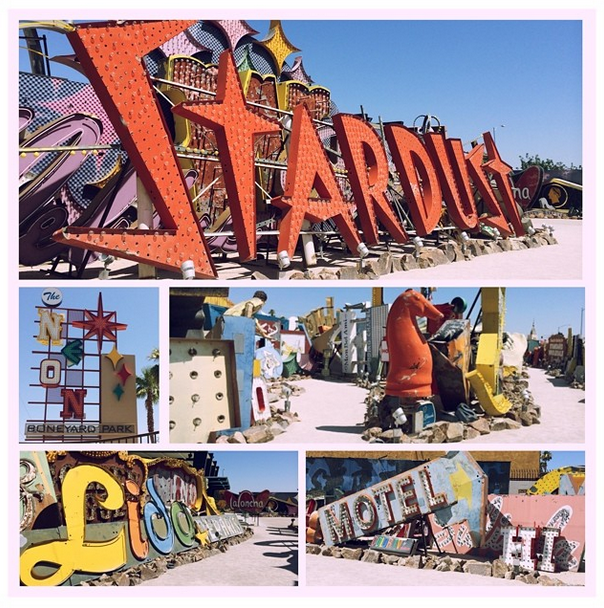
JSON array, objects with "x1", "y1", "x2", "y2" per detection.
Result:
[{"x1": 169, "y1": 338, "x2": 240, "y2": 443}]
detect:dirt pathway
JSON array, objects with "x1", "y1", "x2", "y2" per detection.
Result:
[
  {"x1": 270, "y1": 379, "x2": 367, "y2": 444},
  {"x1": 138, "y1": 517, "x2": 298, "y2": 586},
  {"x1": 271, "y1": 367, "x2": 584, "y2": 445}
]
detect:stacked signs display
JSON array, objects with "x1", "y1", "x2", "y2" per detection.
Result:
[{"x1": 25, "y1": 290, "x2": 137, "y2": 442}]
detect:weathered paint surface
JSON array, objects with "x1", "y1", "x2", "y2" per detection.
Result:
[
  {"x1": 307, "y1": 456, "x2": 422, "y2": 498},
  {"x1": 467, "y1": 288, "x2": 513, "y2": 416},
  {"x1": 527, "y1": 466, "x2": 585, "y2": 496},
  {"x1": 384, "y1": 290, "x2": 444, "y2": 398},
  {"x1": 19, "y1": 452, "x2": 244, "y2": 586},
  {"x1": 483, "y1": 494, "x2": 585, "y2": 572},
  {"x1": 428, "y1": 518, "x2": 475, "y2": 554},
  {"x1": 20, "y1": 464, "x2": 129, "y2": 586},
  {"x1": 20, "y1": 452, "x2": 57, "y2": 531},
  {"x1": 169, "y1": 337, "x2": 242, "y2": 442},
  {"x1": 317, "y1": 451, "x2": 487, "y2": 547}
]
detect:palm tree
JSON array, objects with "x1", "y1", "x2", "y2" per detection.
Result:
[{"x1": 136, "y1": 349, "x2": 159, "y2": 440}]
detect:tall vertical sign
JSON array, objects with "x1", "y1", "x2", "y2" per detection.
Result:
[
  {"x1": 24, "y1": 290, "x2": 138, "y2": 442},
  {"x1": 339, "y1": 310, "x2": 357, "y2": 375},
  {"x1": 366, "y1": 304, "x2": 389, "y2": 374}
]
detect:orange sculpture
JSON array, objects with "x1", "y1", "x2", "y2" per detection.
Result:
[
  {"x1": 306, "y1": 510, "x2": 323, "y2": 544},
  {"x1": 384, "y1": 290, "x2": 444, "y2": 399}
]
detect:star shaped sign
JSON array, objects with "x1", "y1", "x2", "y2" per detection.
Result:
[
  {"x1": 259, "y1": 21, "x2": 300, "y2": 73},
  {"x1": 172, "y1": 51, "x2": 281, "y2": 261},
  {"x1": 71, "y1": 293, "x2": 127, "y2": 353},
  {"x1": 116, "y1": 362, "x2": 133, "y2": 385},
  {"x1": 105, "y1": 345, "x2": 124, "y2": 370},
  {"x1": 54, "y1": 20, "x2": 217, "y2": 278}
]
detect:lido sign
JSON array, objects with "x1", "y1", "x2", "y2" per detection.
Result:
[{"x1": 54, "y1": 20, "x2": 525, "y2": 278}]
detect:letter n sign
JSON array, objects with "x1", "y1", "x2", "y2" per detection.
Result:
[
  {"x1": 37, "y1": 309, "x2": 64, "y2": 346},
  {"x1": 60, "y1": 389, "x2": 87, "y2": 419}
]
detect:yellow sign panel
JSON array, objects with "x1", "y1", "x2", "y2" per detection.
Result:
[
  {"x1": 20, "y1": 465, "x2": 127, "y2": 586},
  {"x1": 100, "y1": 354, "x2": 138, "y2": 438}
]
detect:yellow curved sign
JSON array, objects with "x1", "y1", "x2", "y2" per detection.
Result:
[{"x1": 20, "y1": 465, "x2": 127, "y2": 586}]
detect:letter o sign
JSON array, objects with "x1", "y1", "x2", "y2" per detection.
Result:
[
  {"x1": 353, "y1": 494, "x2": 377, "y2": 531},
  {"x1": 40, "y1": 359, "x2": 61, "y2": 387}
]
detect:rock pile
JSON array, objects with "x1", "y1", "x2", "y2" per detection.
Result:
[
  {"x1": 525, "y1": 209, "x2": 579, "y2": 220},
  {"x1": 80, "y1": 529, "x2": 254, "y2": 586},
  {"x1": 214, "y1": 409, "x2": 301, "y2": 444},
  {"x1": 215, "y1": 380, "x2": 305, "y2": 444},
  {"x1": 306, "y1": 544, "x2": 568, "y2": 586},
  {"x1": 362, "y1": 369, "x2": 541, "y2": 444},
  {"x1": 287, "y1": 232, "x2": 557, "y2": 281}
]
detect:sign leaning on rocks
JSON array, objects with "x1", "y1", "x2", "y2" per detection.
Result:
[
  {"x1": 309, "y1": 453, "x2": 585, "y2": 577},
  {"x1": 317, "y1": 452, "x2": 487, "y2": 547}
]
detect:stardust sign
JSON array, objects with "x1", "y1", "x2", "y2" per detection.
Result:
[
  {"x1": 51, "y1": 20, "x2": 525, "y2": 278},
  {"x1": 317, "y1": 451, "x2": 487, "y2": 546}
]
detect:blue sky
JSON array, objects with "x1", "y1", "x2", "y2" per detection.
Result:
[
  {"x1": 211, "y1": 450, "x2": 298, "y2": 494},
  {"x1": 18, "y1": 287, "x2": 159, "y2": 440},
  {"x1": 547, "y1": 450, "x2": 584, "y2": 470},
  {"x1": 228, "y1": 286, "x2": 585, "y2": 339},
  {"x1": 16, "y1": 17, "x2": 584, "y2": 168},
  {"x1": 248, "y1": 19, "x2": 583, "y2": 168}
]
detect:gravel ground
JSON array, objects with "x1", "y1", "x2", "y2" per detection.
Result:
[
  {"x1": 138, "y1": 517, "x2": 298, "y2": 587},
  {"x1": 269, "y1": 367, "x2": 584, "y2": 445},
  {"x1": 305, "y1": 553, "x2": 586, "y2": 588},
  {"x1": 381, "y1": 218, "x2": 583, "y2": 281},
  {"x1": 18, "y1": 219, "x2": 582, "y2": 281},
  {"x1": 462, "y1": 367, "x2": 584, "y2": 444}
]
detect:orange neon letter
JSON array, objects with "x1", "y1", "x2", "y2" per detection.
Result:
[
  {"x1": 423, "y1": 133, "x2": 479, "y2": 231},
  {"x1": 57, "y1": 20, "x2": 216, "y2": 278},
  {"x1": 481, "y1": 131, "x2": 525, "y2": 236},
  {"x1": 384, "y1": 125, "x2": 442, "y2": 236},
  {"x1": 332, "y1": 114, "x2": 407, "y2": 245},
  {"x1": 466, "y1": 143, "x2": 513, "y2": 237}
]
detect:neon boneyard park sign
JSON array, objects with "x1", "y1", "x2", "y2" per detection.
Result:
[
  {"x1": 19, "y1": 20, "x2": 528, "y2": 278},
  {"x1": 318, "y1": 452, "x2": 487, "y2": 547},
  {"x1": 25, "y1": 290, "x2": 138, "y2": 442}
]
